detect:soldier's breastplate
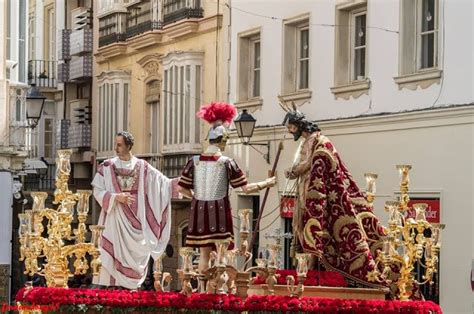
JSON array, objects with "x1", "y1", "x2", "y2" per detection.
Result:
[{"x1": 193, "y1": 156, "x2": 228, "y2": 201}]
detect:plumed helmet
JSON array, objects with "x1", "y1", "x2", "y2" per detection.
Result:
[{"x1": 196, "y1": 101, "x2": 237, "y2": 144}]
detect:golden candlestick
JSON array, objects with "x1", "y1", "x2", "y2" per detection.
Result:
[
  {"x1": 372, "y1": 165, "x2": 443, "y2": 301},
  {"x1": 18, "y1": 149, "x2": 103, "y2": 288}
]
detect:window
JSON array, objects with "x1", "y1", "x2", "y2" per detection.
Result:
[
  {"x1": 395, "y1": 0, "x2": 441, "y2": 89},
  {"x1": 97, "y1": 71, "x2": 130, "y2": 152},
  {"x1": 297, "y1": 27, "x2": 309, "y2": 90},
  {"x1": 47, "y1": 7, "x2": 56, "y2": 61},
  {"x1": 15, "y1": 89, "x2": 25, "y2": 122},
  {"x1": 28, "y1": 14, "x2": 35, "y2": 60},
  {"x1": 42, "y1": 117, "x2": 55, "y2": 159},
  {"x1": 331, "y1": 2, "x2": 369, "y2": 99},
  {"x1": 146, "y1": 80, "x2": 161, "y2": 154},
  {"x1": 281, "y1": 14, "x2": 311, "y2": 102},
  {"x1": 6, "y1": 0, "x2": 11, "y2": 60},
  {"x1": 18, "y1": 0, "x2": 26, "y2": 83},
  {"x1": 236, "y1": 29, "x2": 262, "y2": 108},
  {"x1": 161, "y1": 51, "x2": 203, "y2": 153},
  {"x1": 352, "y1": 12, "x2": 366, "y2": 81},
  {"x1": 418, "y1": 0, "x2": 437, "y2": 70},
  {"x1": 250, "y1": 38, "x2": 261, "y2": 98},
  {"x1": 35, "y1": 107, "x2": 56, "y2": 161}
]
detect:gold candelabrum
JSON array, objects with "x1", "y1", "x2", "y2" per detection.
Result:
[
  {"x1": 364, "y1": 165, "x2": 443, "y2": 301},
  {"x1": 18, "y1": 149, "x2": 104, "y2": 288},
  {"x1": 177, "y1": 208, "x2": 310, "y2": 298}
]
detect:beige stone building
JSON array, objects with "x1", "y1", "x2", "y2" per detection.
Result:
[{"x1": 92, "y1": 0, "x2": 228, "y2": 288}]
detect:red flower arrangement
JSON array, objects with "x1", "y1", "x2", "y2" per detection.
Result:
[
  {"x1": 252, "y1": 269, "x2": 348, "y2": 287},
  {"x1": 15, "y1": 287, "x2": 442, "y2": 313}
]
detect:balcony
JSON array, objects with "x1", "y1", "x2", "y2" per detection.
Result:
[
  {"x1": 70, "y1": 56, "x2": 92, "y2": 81},
  {"x1": 55, "y1": 119, "x2": 91, "y2": 149},
  {"x1": 28, "y1": 60, "x2": 57, "y2": 89},
  {"x1": 70, "y1": 29, "x2": 93, "y2": 56},
  {"x1": 126, "y1": 20, "x2": 162, "y2": 39},
  {"x1": 58, "y1": 29, "x2": 71, "y2": 60},
  {"x1": 163, "y1": 6, "x2": 203, "y2": 25},
  {"x1": 57, "y1": 62, "x2": 69, "y2": 83},
  {"x1": 99, "y1": 32, "x2": 126, "y2": 47},
  {"x1": 68, "y1": 124, "x2": 91, "y2": 149},
  {"x1": 70, "y1": 99, "x2": 91, "y2": 124},
  {"x1": 56, "y1": 119, "x2": 70, "y2": 149},
  {"x1": 71, "y1": 7, "x2": 92, "y2": 31}
]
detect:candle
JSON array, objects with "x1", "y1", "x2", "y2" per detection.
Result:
[
  {"x1": 76, "y1": 190, "x2": 92, "y2": 215},
  {"x1": 364, "y1": 173, "x2": 378, "y2": 194},
  {"x1": 396, "y1": 165, "x2": 412, "y2": 185},
  {"x1": 413, "y1": 203, "x2": 427, "y2": 221},
  {"x1": 239, "y1": 209, "x2": 251, "y2": 233},
  {"x1": 383, "y1": 240, "x2": 391, "y2": 255}
]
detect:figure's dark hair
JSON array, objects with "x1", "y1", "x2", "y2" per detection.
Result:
[
  {"x1": 116, "y1": 131, "x2": 135, "y2": 149},
  {"x1": 282, "y1": 111, "x2": 320, "y2": 133}
]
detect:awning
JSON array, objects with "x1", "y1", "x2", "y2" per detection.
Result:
[{"x1": 23, "y1": 158, "x2": 48, "y2": 175}]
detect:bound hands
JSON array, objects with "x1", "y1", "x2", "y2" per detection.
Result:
[
  {"x1": 115, "y1": 193, "x2": 135, "y2": 206},
  {"x1": 284, "y1": 169, "x2": 297, "y2": 180}
]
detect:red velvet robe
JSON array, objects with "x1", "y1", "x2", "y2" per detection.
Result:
[{"x1": 296, "y1": 134, "x2": 387, "y2": 289}]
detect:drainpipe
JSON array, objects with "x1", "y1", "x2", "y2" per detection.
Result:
[{"x1": 226, "y1": 0, "x2": 231, "y2": 103}]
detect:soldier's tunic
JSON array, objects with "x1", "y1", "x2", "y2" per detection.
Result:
[{"x1": 178, "y1": 155, "x2": 247, "y2": 247}]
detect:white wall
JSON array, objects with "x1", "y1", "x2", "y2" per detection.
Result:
[
  {"x1": 228, "y1": 1, "x2": 474, "y2": 312},
  {"x1": 229, "y1": 0, "x2": 473, "y2": 126}
]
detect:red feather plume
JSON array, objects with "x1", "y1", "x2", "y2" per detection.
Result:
[{"x1": 196, "y1": 101, "x2": 237, "y2": 126}]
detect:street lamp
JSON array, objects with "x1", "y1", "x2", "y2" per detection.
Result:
[
  {"x1": 234, "y1": 109, "x2": 270, "y2": 164},
  {"x1": 26, "y1": 84, "x2": 46, "y2": 129}
]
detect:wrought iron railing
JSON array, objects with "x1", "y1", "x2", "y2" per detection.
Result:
[
  {"x1": 142, "y1": 154, "x2": 194, "y2": 178},
  {"x1": 23, "y1": 164, "x2": 56, "y2": 191},
  {"x1": 125, "y1": 21, "x2": 163, "y2": 39},
  {"x1": 163, "y1": 7, "x2": 204, "y2": 25},
  {"x1": 98, "y1": 32, "x2": 126, "y2": 47},
  {"x1": 28, "y1": 60, "x2": 57, "y2": 88}
]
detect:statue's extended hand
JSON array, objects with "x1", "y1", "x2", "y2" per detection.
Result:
[
  {"x1": 116, "y1": 193, "x2": 134, "y2": 205},
  {"x1": 266, "y1": 176, "x2": 277, "y2": 188}
]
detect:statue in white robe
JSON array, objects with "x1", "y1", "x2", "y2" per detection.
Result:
[{"x1": 91, "y1": 132, "x2": 172, "y2": 289}]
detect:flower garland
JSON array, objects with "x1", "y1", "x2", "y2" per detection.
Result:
[
  {"x1": 252, "y1": 269, "x2": 348, "y2": 287},
  {"x1": 16, "y1": 287, "x2": 442, "y2": 313}
]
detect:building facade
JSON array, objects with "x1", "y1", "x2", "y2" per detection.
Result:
[
  {"x1": 0, "y1": 0, "x2": 31, "y2": 304},
  {"x1": 92, "y1": 0, "x2": 228, "y2": 289},
  {"x1": 227, "y1": 0, "x2": 473, "y2": 313}
]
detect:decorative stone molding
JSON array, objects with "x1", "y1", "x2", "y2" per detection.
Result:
[
  {"x1": 336, "y1": 0, "x2": 367, "y2": 10},
  {"x1": 330, "y1": 80, "x2": 370, "y2": 100},
  {"x1": 235, "y1": 98, "x2": 263, "y2": 112},
  {"x1": 96, "y1": 70, "x2": 131, "y2": 83},
  {"x1": 95, "y1": 44, "x2": 127, "y2": 63},
  {"x1": 279, "y1": 90, "x2": 312, "y2": 105},
  {"x1": 127, "y1": 32, "x2": 163, "y2": 50},
  {"x1": 137, "y1": 54, "x2": 163, "y2": 77},
  {"x1": 393, "y1": 69, "x2": 443, "y2": 90}
]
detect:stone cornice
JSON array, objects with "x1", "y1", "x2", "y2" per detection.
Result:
[{"x1": 229, "y1": 105, "x2": 474, "y2": 141}]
